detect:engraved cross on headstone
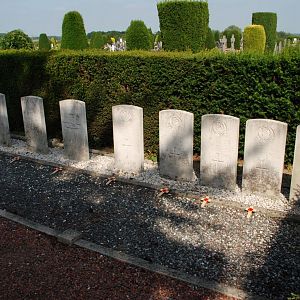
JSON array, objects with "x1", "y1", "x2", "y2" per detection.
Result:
[
  {"x1": 256, "y1": 158, "x2": 268, "y2": 184},
  {"x1": 212, "y1": 153, "x2": 225, "y2": 175}
]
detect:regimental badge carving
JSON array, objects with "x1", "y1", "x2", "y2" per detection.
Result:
[
  {"x1": 212, "y1": 121, "x2": 227, "y2": 136},
  {"x1": 168, "y1": 113, "x2": 183, "y2": 130},
  {"x1": 118, "y1": 109, "x2": 132, "y2": 122},
  {"x1": 257, "y1": 126, "x2": 275, "y2": 143}
]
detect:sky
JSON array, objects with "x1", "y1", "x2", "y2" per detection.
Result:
[{"x1": 1, "y1": 0, "x2": 299, "y2": 37}]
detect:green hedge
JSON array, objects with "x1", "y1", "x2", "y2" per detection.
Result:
[
  {"x1": 243, "y1": 25, "x2": 266, "y2": 54},
  {"x1": 0, "y1": 50, "x2": 299, "y2": 164},
  {"x1": 252, "y1": 12, "x2": 277, "y2": 53},
  {"x1": 157, "y1": 0, "x2": 209, "y2": 52}
]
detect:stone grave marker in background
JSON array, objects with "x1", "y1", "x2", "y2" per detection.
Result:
[
  {"x1": 60, "y1": 100, "x2": 89, "y2": 161},
  {"x1": 159, "y1": 109, "x2": 194, "y2": 181},
  {"x1": 230, "y1": 34, "x2": 235, "y2": 50},
  {"x1": 21, "y1": 96, "x2": 48, "y2": 154},
  {"x1": 112, "y1": 105, "x2": 144, "y2": 173},
  {"x1": 0, "y1": 93, "x2": 11, "y2": 146},
  {"x1": 242, "y1": 119, "x2": 287, "y2": 197},
  {"x1": 200, "y1": 114, "x2": 240, "y2": 190},
  {"x1": 290, "y1": 126, "x2": 300, "y2": 202}
]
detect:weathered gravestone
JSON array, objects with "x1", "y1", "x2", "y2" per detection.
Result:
[
  {"x1": 112, "y1": 105, "x2": 144, "y2": 173},
  {"x1": 290, "y1": 126, "x2": 300, "y2": 202},
  {"x1": 21, "y1": 96, "x2": 48, "y2": 154},
  {"x1": 159, "y1": 109, "x2": 194, "y2": 181},
  {"x1": 242, "y1": 119, "x2": 287, "y2": 196},
  {"x1": 0, "y1": 93, "x2": 11, "y2": 146},
  {"x1": 59, "y1": 100, "x2": 89, "y2": 161},
  {"x1": 200, "y1": 114, "x2": 240, "y2": 190}
]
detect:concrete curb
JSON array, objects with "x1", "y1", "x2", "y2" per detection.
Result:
[
  {"x1": 1, "y1": 150, "x2": 300, "y2": 223},
  {"x1": 0, "y1": 209, "x2": 264, "y2": 300}
]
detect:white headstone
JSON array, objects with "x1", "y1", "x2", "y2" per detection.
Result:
[
  {"x1": 242, "y1": 119, "x2": 287, "y2": 196},
  {"x1": 0, "y1": 93, "x2": 11, "y2": 146},
  {"x1": 59, "y1": 99, "x2": 89, "y2": 161},
  {"x1": 159, "y1": 109, "x2": 194, "y2": 181},
  {"x1": 21, "y1": 96, "x2": 48, "y2": 154},
  {"x1": 112, "y1": 105, "x2": 144, "y2": 173},
  {"x1": 290, "y1": 126, "x2": 300, "y2": 202},
  {"x1": 200, "y1": 114, "x2": 240, "y2": 190}
]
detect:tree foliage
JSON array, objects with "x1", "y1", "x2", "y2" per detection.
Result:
[
  {"x1": 39, "y1": 33, "x2": 51, "y2": 51},
  {"x1": 243, "y1": 25, "x2": 266, "y2": 54},
  {"x1": 61, "y1": 11, "x2": 88, "y2": 50},
  {"x1": 125, "y1": 20, "x2": 152, "y2": 50},
  {"x1": 205, "y1": 27, "x2": 215, "y2": 49},
  {"x1": 252, "y1": 12, "x2": 277, "y2": 52},
  {"x1": 157, "y1": 0, "x2": 209, "y2": 52},
  {"x1": 90, "y1": 32, "x2": 107, "y2": 49},
  {"x1": 0, "y1": 30, "x2": 34, "y2": 50}
]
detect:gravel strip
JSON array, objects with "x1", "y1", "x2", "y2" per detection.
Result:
[
  {"x1": 0, "y1": 139, "x2": 298, "y2": 215},
  {"x1": 1, "y1": 217, "x2": 236, "y2": 300},
  {"x1": 0, "y1": 152, "x2": 299, "y2": 299}
]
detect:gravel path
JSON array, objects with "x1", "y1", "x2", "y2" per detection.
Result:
[
  {"x1": 0, "y1": 152, "x2": 299, "y2": 299},
  {"x1": 1, "y1": 217, "x2": 235, "y2": 300}
]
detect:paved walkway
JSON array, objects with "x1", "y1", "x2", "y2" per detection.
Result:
[{"x1": 0, "y1": 217, "x2": 234, "y2": 300}]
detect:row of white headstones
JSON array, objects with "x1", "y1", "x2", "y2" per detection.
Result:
[{"x1": 0, "y1": 94, "x2": 299, "y2": 202}]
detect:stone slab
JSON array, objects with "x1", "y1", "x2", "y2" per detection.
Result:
[
  {"x1": 0, "y1": 93, "x2": 11, "y2": 146},
  {"x1": 21, "y1": 96, "x2": 48, "y2": 154},
  {"x1": 57, "y1": 229, "x2": 83, "y2": 245},
  {"x1": 242, "y1": 119, "x2": 287, "y2": 197},
  {"x1": 60, "y1": 99, "x2": 89, "y2": 161},
  {"x1": 159, "y1": 109, "x2": 194, "y2": 181},
  {"x1": 200, "y1": 114, "x2": 240, "y2": 190},
  {"x1": 290, "y1": 125, "x2": 300, "y2": 202},
  {"x1": 112, "y1": 105, "x2": 144, "y2": 173}
]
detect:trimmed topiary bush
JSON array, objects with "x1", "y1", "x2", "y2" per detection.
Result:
[
  {"x1": 0, "y1": 30, "x2": 34, "y2": 50},
  {"x1": 157, "y1": 0, "x2": 209, "y2": 52},
  {"x1": 90, "y1": 32, "x2": 107, "y2": 49},
  {"x1": 38, "y1": 33, "x2": 51, "y2": 51},
  {"x1": 243, "y1": 25, "x2": 266, "y2": 54},
  {"x1": 125, "y1": 20, "x2": 152, "y2": 50},
  {"x1": 205, "y1": 27, "x2": 215, "y2": 49},
  {"x1": 252, "y1": 12, "x2": 277, "y2": 53},
  {"x1": 61, "y1": 11, "x2": 88, "y2": 50},
  {"x1": 222, "y1": 25, "x2": 242, "y2": 49}
]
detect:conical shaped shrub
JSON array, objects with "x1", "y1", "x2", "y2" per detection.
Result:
[
  {"x1": 39, "y1": 33, "x2": 51, "y2": 51},
  {"x1": 61, "y1": 11, "x2": 88, "y2": 50},
  {"x1": 126, "y1": 20, "x2": 152, "y2": 50},
  {"x1": 243, "y1": 25, "x2": 266, "y2": 54}
]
